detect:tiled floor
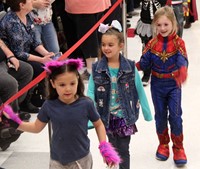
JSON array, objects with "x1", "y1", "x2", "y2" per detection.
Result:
[{"x1": 1, "y1": 3, "x2": 200, "y2": 169}]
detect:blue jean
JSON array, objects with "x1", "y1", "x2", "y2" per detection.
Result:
[
  {"x1": 151, "y1": 77, "x2": 183, "y2": 136},
  {"x1": 34, "y1": 22, "x2": 59, "y2": 53}
]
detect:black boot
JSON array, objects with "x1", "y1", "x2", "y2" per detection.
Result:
[
  {"x1": 19, "y1": 87, "x2": 39, "y2": 113},
  {"x1": 184, "y1": 16, "x2": 191, "y2": 29}
]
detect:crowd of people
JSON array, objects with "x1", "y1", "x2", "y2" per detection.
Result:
[{"x1": 0, "y1": 0, "x2": 199, "y2": 169}]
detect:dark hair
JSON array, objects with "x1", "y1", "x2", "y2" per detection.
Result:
[
  {"x1": 47, "y1": 64, "x2": 85, "y2": 100},
  {"x1": 98, "y1": 28, "x2": 124, "y2": 59},
  {"x1": 6, "y1": 0, "x2": 26, "y2": 12}
]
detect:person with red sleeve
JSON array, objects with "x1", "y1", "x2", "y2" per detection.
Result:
[
  {"x1": 135, "y1": 0, "x2": 169, "y2": 86},
  {"x1": 136, "y1": 6, "x2": 188, "y2": 166}
]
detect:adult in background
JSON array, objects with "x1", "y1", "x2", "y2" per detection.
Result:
[
  {"x1": 32, "y1": 0, "x2": 60, "y2": 54},
  {"x1": 61, "y1": 0, "x2": 111, "y2": 80},
  {"x1": 0, "y1": 39, "x2": 33, "y2": 115},
  {"x1": 0, "y1": 39, "x2": 33, "y2": 151},
  {"x1": 0, "y1": 0, "x2": 54, "y2": 112}
]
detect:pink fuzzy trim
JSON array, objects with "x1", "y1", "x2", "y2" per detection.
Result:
[
  {"x1": 65, "y1": 58, "x2": 84, "y2": 71},
  {"x1": 3, "y1": 104, "x2": 14, "y2": 115},
  {"x1": 43, "y1": 60, "x2": 65, "y2": 73},
  {"x1": 3, "y1": 105, "x2": 22, "y2": 124},
  {"x1": 99, "y1": 141, "x2": 122, "y2": 165},
  {"x1": 43, "y1": 58, "x2": 84, "y2": 74}
]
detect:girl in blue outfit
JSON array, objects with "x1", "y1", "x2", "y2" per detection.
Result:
[
  {"x1": 136, "y1": 6, "x2": 188, "y2": 166},
  {"x1": 2, "y1": 59, "x2": 121, "y2": 169},
  {"x1": 87, "y1": 20, "x2": 152, "y2": 169},
  {"x1": 135, "y1": 0, "x2": 168, "y2": 86}
]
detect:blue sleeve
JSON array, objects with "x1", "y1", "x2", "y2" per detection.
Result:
[
  {"x1": 135, "y1": 67, "x2": 153, "y2": 121},
  {"x1": 140, "y1": 50, "x2": 152, "y2": 70},
  {"x1": 176, "y1": 52, "x2": 188, "y2": 68},
  {"x1": 87, "y1": 73, "x2": 95, "y2": 102}
]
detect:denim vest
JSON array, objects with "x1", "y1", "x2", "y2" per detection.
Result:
[{"x1": 92, "y1": 55, "x2": 139, "y2": 128}]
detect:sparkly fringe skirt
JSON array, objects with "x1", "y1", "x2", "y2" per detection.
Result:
[{"x1": 106, "y1": 114, "x2": 138, "y2": 137}]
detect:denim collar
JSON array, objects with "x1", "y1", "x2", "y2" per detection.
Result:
[{"x1": 95, "y1": 54, "x2": 133, "y2": 73}]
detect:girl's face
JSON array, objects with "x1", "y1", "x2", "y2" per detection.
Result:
[
  {"x1": 101, "y1": 34, "x2": 123, "y2": 60},
  {"x1": 155, "y1": 15, "x2": 173, "y2": 37},
  {"x1": 50, "y1": 71, "x2": 78, "y2": 104}
]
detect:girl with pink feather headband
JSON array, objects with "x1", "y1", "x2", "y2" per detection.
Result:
[{"x1": 1, "y1": 59, "x2": 121, "y2": 169}]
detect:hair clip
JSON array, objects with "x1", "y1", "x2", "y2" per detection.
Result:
[
  {"x1": 111, "y1": 20, "x2": 122, "y2": 32},
  {"x1": 98, "y1": 20, "x2": 122, "y2": 33},
  {"x1": 43, "y1": 58, "x2": 84, "y2": 74},
  {"x1": 98, "y1": 23, "x2": 110, "y2": 33}
]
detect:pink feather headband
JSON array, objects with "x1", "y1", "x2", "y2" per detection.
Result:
[{"x1": 43, "y1": 58, "x2": 84, "y2": 74}]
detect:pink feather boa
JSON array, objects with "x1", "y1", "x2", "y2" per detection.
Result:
[
  {"x1": 99, "y1": 141, "x2": 121, "y2": 165},
  {"x1": 3, "y1": 105, "x2": 22, "y2": 124}
]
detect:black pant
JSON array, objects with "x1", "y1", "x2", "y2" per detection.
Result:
[
  {"x1": 104, "y1": 0, "x2": 122, "y2": 25},
  {"x1": 0, "y1": 58, "x2": 33, "y2": 112},
  {"x1": 107, "y1": 134, "x2": 131, "y2": 169}
]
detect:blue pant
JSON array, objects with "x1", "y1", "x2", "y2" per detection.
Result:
[
  {"x1": 34, "y1": 22, "x2": 60, "y2": 53},
  {"x1": 151, "y1": 77, "x2": 183, "y2": 136}
]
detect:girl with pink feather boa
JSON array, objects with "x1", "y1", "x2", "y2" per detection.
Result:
[{"x1": 1, "y1": 59, "x2": 121, "y2": 169}]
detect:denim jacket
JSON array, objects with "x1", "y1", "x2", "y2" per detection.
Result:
[{"x1": 92, "y1": 54, "x2": 140, "y2": 128}]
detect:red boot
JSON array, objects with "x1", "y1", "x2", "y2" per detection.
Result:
[
  {"x1": 171, "y1": 134, "x2": 187, "y2": 166},
  {"x1": 156, "y1": 129, "x2": 170, "y2": 161}
]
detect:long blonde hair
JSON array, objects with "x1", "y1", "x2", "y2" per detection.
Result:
[{"x1": 152, "y1": 6, "x2": 178, "y2": 37}]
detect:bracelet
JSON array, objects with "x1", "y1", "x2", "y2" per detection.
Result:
[{"x1": 7, "y1": 56, "x2": 15, "y2": 62}]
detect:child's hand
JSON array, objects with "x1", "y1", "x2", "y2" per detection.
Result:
[
  {"x1": 99, "y1": 141, "x2": 121, "y2": 167},
  {"x1": 175, "y1": 66, "x2": 188, "y2": 87},
  {"x1": 2, "y1": 105, "x2": 22, "y2": 125}
]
